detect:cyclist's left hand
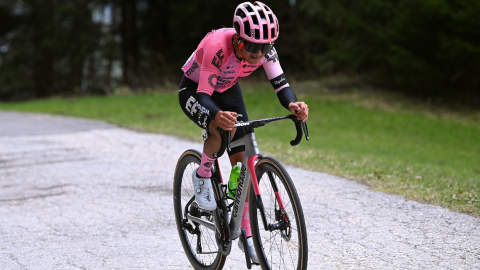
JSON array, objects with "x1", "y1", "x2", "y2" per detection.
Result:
[{"x1": 288, "y1": 102, "x2": 309, "y2": 122}]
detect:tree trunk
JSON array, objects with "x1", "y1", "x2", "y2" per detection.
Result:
[
  {"x1": 30, "y1": 0, "x2": 55, "y2": 98},
  {"x1": 121, "y1": 0, "x2": 139, "y2": 88}
]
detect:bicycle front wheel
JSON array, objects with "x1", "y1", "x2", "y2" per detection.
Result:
[
  {"x1": 249, "y1": 157, "x2": 308, "y2": 270},
  {"x1": 173, "y1": 149, "x2": 226, "y2": 270}
]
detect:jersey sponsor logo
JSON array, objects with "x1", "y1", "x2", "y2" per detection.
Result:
[
  {"x1": 274, "y1": 77, "x2": 286, "y2": 86},
  {"x1": 208, "y1": 74, "x2": 218, "y2": 88},
  {"x1": 186, "y1": 96, "x2": 209, "y2": 115},
  {"x1": 270, "y1": 73, "x2": 288, "y2": 89},
  {"x1": 223, "y1": 70, "x2": 236, "y2": 74},
  {"x1": 196, "y1": 102, "x2": 210, "y2": 115},
  {"x1": 185, "y1": 95, "x2": 210, "y2": 129},
  {"x1": 185, "y1": 62, "x2": 199, "y2": 76},
  {"x1": 198, "y1": 114, "x2": 208, "y2": 129},
  {"x1": 243, "y1": 70, "x2": 253, "y2": 74},
  {"x1": 226, "y1": 65, "x2": 235, "y2": 69},
  {"x1": 185, "y1": 96, "x2": 197, "y2": 116},
  {"x1": 265, "y1": 47, "x2": 278, "y2": 63},
  {"x1": 212, "y1": 49, "x2": 224, "y2": 69},
  {"x1": 243, "y1": 64, "x2": 259, "y2": 68},
  {"x1": 232, "y1": 76, "x2": 247, "y2": 85},
  {"x1": 215, "y1": 76, "x2": 234, "y2": 87}
]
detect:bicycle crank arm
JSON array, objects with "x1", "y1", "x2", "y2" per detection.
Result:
[
  {"x1": 212, "y1": 204, "x2": 232, "y2": 256},
  {"x1": 186, "y1": 213, "x2": 216, "y2": 231},
  {"x1": 197, "y1": 251, "x2": 218, "y2": 255}
]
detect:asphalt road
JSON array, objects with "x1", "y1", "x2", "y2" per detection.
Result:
[{"x1": 0, "y1": 111, "x2": 479, "y2": 270}]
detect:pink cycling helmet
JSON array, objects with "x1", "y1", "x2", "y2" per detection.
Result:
[{"x1": 233, "y1": 1, "x2": 279, "y2": 44}]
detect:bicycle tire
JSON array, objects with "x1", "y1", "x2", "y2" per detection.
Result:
[
  {"x1": 173, "y1": 149, "x2": 226, "y2": 270},
  {"x1": 249, "y1": 157, "x2": 308, "y2": 270}
]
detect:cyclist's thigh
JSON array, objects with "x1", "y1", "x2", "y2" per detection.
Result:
[
  {"x1": 212, "y1": 82, "x2": 248, "y2": 155},
  {"x1": 179, "y1": 76, "x2": 211, "y2": 130}
]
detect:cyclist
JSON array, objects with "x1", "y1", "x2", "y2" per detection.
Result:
[{"x1": 178, "y1": 1, "x2": 309, "y2": 263}]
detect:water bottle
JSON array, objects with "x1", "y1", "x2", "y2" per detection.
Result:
[{"x1": 228, "y1": 162, "x2": 242, "y2": 199}]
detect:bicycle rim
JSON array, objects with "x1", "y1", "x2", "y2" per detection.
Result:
[
  {"x1": 173, "y1": 150, "x2": 226, "y2": 270},
  {"x1": 249, "y1": 157, "x2": 308, "y2": 270}
]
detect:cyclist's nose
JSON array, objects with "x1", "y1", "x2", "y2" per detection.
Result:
[{"x1": 253, "y1": 50, "x2": 264, "y2": 57}]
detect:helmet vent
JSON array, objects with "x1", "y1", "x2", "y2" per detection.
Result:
[
  {"x1": 252, "y1": 15, "x2": 258, "y2": 25},
  {"x1": 236, "y1": 9, "x2": 246, "y2": 19},
  {"x1": 234, "y1": 21, "x2": 241, "y2": 33},
  {"x1": 243, "y1": 21, "x2": 251, "y2": 37},
  {"x1": 271, "y1": 28, "x2": 276, "y2": 39},
  {"x1": 254, "y1": 29, "x2": 260, "y2": 40},
  {"x1": 263, "y1": 25, "x2": 268, "y2": 40},
  {"x1": 245, "y1": 4, "x2": 254, "y2": 13},
  {"x1": 268, "y1": 14, "x2": 273, "y2": 23},
  {"x1": 259, "y1": 10, "x2": 266, "y2": 20}
]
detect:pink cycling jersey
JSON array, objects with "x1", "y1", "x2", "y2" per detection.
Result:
[{"x1": 181, "y1": 28, "x2": 289, "y2": 95}]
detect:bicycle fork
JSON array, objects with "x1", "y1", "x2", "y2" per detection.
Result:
[{"x1": 248, "y1": 156, "x2": 291, "y2": 236}]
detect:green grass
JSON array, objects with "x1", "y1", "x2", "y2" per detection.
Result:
[{"x1": 1, "y1": 80, "x2": 479, "y2": 215}]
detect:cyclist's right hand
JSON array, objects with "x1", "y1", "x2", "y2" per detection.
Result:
[{"x1": 215, "y1": 111, "x2": 237, "y2": 131}]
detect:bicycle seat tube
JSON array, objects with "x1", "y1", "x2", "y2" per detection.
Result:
[{"x1": 228, "y1": 128, "x2": 260, "y2": 239}]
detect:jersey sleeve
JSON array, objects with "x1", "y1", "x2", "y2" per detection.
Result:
[
  {"x1": 197, "y1": 40, "x2": 227, "y2": 96},
  {"x1": 261, "y1": 47, "x2": 290, "y2": 92}
]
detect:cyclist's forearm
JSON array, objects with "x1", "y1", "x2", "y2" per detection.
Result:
[{"x1": 276, "y1": 86, "x2": 297, "y2": 109}]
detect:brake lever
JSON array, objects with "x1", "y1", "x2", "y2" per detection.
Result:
[
  {"x1": 302, "y1": 121, "x2": 309, "y2": 141},
  {"x1": 227, "y1": 130, "x2": 232, "y2": 152}
]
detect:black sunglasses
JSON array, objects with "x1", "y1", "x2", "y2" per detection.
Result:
[{"x1": 242, "y1": 40, "x2": 274, "y2": 54}]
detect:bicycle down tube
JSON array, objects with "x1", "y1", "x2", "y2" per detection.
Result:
[{"x1": 227, "y1": 131, "x2": 260, "y2": 239}]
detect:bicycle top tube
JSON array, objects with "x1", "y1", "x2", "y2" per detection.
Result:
[{"x1": 214, "y1": 114, "x2": 309, "y2": 159}]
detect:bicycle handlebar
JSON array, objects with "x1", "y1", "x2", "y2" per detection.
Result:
[{"x1": 213, "y1": 114, "x2": 309, "y2": 158}]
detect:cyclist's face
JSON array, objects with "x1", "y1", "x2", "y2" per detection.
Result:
[
  {"x1": 243, "y1": 46, "x2": 264, "y2": 65},
  {"x1": 239, "y1": 39, "x2": 273, "y2": 65}
]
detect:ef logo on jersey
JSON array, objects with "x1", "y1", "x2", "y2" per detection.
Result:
[{"x1": 212, "y1": 49, "x2": 224, "y2": 69}]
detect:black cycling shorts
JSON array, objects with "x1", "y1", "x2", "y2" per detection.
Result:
[{"x1": 178, "y1": 75, "x2": 249, "y2": 156}]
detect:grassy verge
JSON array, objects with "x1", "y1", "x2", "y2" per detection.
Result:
[{"x1": 1, "y1": 79, "x2": 479, "y2": 216}]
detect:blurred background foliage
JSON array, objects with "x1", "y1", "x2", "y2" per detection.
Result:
[{"x1": 0, "y1": 0, "x2": 479, "y2": 104}]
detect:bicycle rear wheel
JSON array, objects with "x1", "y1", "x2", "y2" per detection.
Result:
[
  {"x1": 173, "y1": 149, "x2": 226, "y2": 270},
  {"x1": 249, "y1": 157, "x2": 308, "y2": 270}
]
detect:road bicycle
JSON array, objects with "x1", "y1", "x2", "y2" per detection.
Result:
[{"x1": 173, "y1": 114, "x2": 309, "y2": 270}]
